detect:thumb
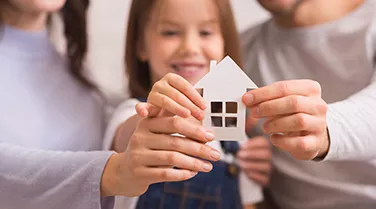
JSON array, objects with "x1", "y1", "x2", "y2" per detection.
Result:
[
  {"x1": 246, "y1": 114, "x2": 258, "y2": 132},
  {"x1": 135, "y1": 103, "x2": 161, "y2": 117}
]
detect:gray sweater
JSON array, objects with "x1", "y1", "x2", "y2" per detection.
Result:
[
  {"x1": 241, "y1": 1, "x2": 376, "y2": 208},
  {"x1": 0, "y1": 25, "x2": 114, "y2": 208}
]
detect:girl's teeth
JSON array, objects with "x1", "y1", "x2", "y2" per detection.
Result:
[{"x1": 176, "y1": 66, "x2": 200, "y2": 72}]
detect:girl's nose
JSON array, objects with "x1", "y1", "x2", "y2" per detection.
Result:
[{"x1": 179, "y1": 34, "x2": 201, "y2": 56}]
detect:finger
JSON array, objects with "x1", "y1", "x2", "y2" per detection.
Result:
[
  {"x1": 135, "y1": 103, "x2": 161, "y2": 118},
  {"x1": 270, "y1": 133, "x2": 320, "y2": 160},
  {"x1": 242, "y1": 80, "x2": 322, "y2": 107},
  {"x1": 153, "y1": 82, "x2": 205, "y2": 120},
  {"x1": 146, "y1": 116, "x2": 215, "y2": 142},
  {"x1": 163, "y1": 73, "x2": 206, "y2": 110},
  {"x1": 145, "y1": 133, "x2": 220, "y2": 162},
  {"x1": 240, "y1": 136, "x2": 270, "y2": 150},
  {"x1": 139, "y1": 150, "x2": 213, "y2": 173},
  {"x1": 244, "y1": 171, "x2": 270, "y2": 186},
  {"x1": 237, "y1": 149, "x2": 272, "y2": 161},
  {"x1": 137, "y1": 167, "x2": 198, "y2": 183},
  {"x1": 148, "y1": 92, "x2": 191, "y2": 118},
  {"x1": 262, "y1": 113, "x2": 325, "y2": 134},
  {"x1": 251, "y1": 95, "x2": 327, "y2": 118},
  {"x1": 246, "y1": 115, "x2": 258, "y2": 131},
  {"x1": 238, "y1": 160, "x2": 272, "y2": 174}
]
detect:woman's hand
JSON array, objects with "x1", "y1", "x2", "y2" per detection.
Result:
[
  {"x1": 242, "y1": 80, "x2": 329, "y2": 160},
  {"x1": 102, "y1": 115, "x2": 220, "y2": 197}
]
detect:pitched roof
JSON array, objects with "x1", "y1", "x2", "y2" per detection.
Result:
[{"x1": 195, "y1": 56, "x2": 258, "y2": 89}]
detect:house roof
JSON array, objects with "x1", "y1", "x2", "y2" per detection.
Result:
[{"x1": 194, "y1": 56, "x2": 258, "y2": 89}]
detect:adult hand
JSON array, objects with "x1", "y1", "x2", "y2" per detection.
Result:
[
  {"x1": 242, "y1": 80, "x2": 329, "y2": 160},
  {"x1": 237, "y1": 136, "x2": 272, "y2": 186},
  {"x1": 102, "y1": 115, "x2": 220, "y2": 197}
]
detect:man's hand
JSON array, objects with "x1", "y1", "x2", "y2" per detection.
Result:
[
  {"x1": 243, "y1": 80, "x2": 329, "y2": 160},
  {"x1": 237, "y1": 136, "x2": 272, "y2": 186}
]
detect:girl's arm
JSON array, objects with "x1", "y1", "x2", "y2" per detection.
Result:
[
  {"x1": 103, "y1": 99, "x2": 140, "y2": 152},
  {"x1": 239, "y1": 170, "x2": 264, "y2": 207}
]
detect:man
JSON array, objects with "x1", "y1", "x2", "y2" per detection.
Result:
[{"x1": 237, "y1": 0, "x2": 376, "y2": 208}]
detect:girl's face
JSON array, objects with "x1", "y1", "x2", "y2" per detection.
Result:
[
  {"x1": 4, "y1": 0, "x2": 66, "y2": 13},
  {"x1": 139, "y1": 0, "x2": 225, "y2": 85},
  {"x1": 257, "y1": 0, "x2": 303, "y2": 15}
]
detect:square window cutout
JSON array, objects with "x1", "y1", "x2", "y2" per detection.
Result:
[
  {"x1": 211, "y1": 116, "x2": 223, "y2": 127},
  {"x1": 225, "y1": 117, "x2": 237, "y2": 127},
  {"x1": 211, "y1": 102, "x2": 222, "y2": 113},
  {"x1": 196, "y1": 88, "x2": 203, "y2": 97},
  {"x1": 226, "y1": 102, "x2": 237, "y2": 113}
]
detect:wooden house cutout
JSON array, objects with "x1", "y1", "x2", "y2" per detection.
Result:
[{"x1": 194, "y1": 56, "x2": 258, "y2": 141}]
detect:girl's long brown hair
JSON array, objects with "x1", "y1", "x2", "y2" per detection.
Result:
[
  {"x1": 0, "y1": 0, "x2": 94, "y2": 88},
  {"x1": 125, "y1": 0, "x2": 242, "y2": 98}
]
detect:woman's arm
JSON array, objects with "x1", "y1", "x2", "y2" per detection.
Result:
[
  {"x1": 0, "y1": 143, "x2": 115, "y2": 209},
  {"x1": 1, "y1": 112, "x2": 222, "y2": 209}
]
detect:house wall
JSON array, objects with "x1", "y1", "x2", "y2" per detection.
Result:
[{"x1": 198, "y1": 60, "x2": 251, "y2": 141}]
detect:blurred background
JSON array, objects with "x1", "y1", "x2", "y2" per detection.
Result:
[{"x1": 75, "y1": 0, "x2": 270, "y2": 103}]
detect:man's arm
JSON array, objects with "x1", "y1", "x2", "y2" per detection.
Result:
[{"x1": 325, "y1": 77, "x2": 376, "y2": 161}]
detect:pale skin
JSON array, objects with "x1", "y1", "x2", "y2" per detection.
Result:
[
  {"x1": 2, "y1": 0, "x2": 221, "y2": 198},
  {"x1": 239, "y1": 0, "x2": 365, "y2": 161},
  {"x1": 0, "y1": 0, "x2": 60, "y2": 31},
  {"x1": 139, "y1": 0, "x2": 272, "y2": 187},
  {"x1": 114, "y1": 0, "x2": 272, "y2": 207}
]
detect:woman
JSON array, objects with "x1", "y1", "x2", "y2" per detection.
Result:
[{"x1": 0, "y1": 1, "x2": 220, "y2": 208}]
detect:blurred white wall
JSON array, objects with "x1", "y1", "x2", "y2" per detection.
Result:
[{"x1": 86, "y1": 0, "x2": 270, "y2": 102}]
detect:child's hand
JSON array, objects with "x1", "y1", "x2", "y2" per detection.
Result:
[
  {"x1": 137, "y1": 73, "x2": 207, "y2": 120},
  {"x1": 103, "y1": 115, "x2": 220, "y2": 197},
  {"x1": 237, "y1": 136, "x2": 272, "y2": 186},
  {"x1": 243, "y1": 80, "x2": 329, "y2": 160}
]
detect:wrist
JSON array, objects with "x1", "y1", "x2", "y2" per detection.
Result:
[
  {"x1": 317, "y1": 127, "x2": 330, "y2": 159},
  {"x1": 100, "y1": 153, "x2": 123, "y2": 197}
]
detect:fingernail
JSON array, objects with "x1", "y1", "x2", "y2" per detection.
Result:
[
  {"x1": 210, "y1": 150, "x2": 221, "y2": 160},
  {"x1": 199, "y1": 111, "x2": 205, "y2": 120},
  {"x1": 205, "y1": 132, "x2": 215, "y2": 141},
  {"x1": 194, "y1": 110, "x2": 205, "y2": 120},
  {"x1": 243, "y1": 93, "x2": 254, "y2": 105},
  {"x1": 190, "y1": 171, "x2": 198, "y2": 177},
  {"x1": 252, "y1": 106, "x2": 260, "y2": 117},
  {"x1": 273, "y1": 132, "x2": 285, "y2": 136},
  {"x1": 202, "y1": 162, "x2": 212, "y2": 171},
  {"x1": 201, "y1": 102, "x2": 207, "y2": 110},
  {"x1": 179, "y1": 109, "x2": 190, "y2": 118}
]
